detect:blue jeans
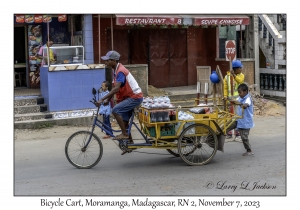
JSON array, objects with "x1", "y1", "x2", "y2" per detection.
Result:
[
  {"x1": 112, "y1": 97, "x2": 142, "y2": 121},
  {"x1": 102, "y1": 114, "x2": 112, "y2": 135}
]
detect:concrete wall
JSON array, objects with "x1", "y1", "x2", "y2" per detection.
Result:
[
  {"x1": 124, "y1": 64, "x2": 148, "y2": 96},
  {"x1": 241, "y1": 59, "x2": 255, "y2": 85},
  {"x1": 40, "y1": 67, "x2": 105, "y2": 111}
]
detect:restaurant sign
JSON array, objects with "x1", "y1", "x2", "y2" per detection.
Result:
[
  {"x1": 194, "y1": 17, "x2": 250, "y2": 25},
  {"x1": 116, "y1": 16, "x2": 182, "y2": 25}
]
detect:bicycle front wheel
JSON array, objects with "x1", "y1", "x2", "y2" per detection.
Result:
[{"x1": 65, "y1": 131, "x2": 103, "y2": 169}]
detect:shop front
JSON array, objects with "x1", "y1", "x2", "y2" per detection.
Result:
[
  {"x1": 92, "y1": 14, "x2": 251, "y2": 88},
  {"x1": 14, "y1": 14, "x2": 106, "y2": 113},
  {"x1": 14, "y1": 14, "x2": 71, "y2": 89}
]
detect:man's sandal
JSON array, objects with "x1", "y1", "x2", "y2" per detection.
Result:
[{"x1": 112, "y1": 133, "x2": 130, "y2": 140}]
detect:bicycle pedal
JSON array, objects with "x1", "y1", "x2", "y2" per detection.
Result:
[{"x1": 121, "y1": 149, "x2": 130, "y2": 155}]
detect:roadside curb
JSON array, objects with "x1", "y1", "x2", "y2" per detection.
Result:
[{"x1": 14, "y1": 116, "x2": 94, "y2": 129}]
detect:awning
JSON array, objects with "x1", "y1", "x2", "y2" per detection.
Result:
[
  {"x1": 116, "y1": 14, "x2": 250, "y2": 26},
  {"x1": 116, "y1": 14, "x2": 183, "y2": 25},
  {"x1": 193, "y1": 15, "x2": 250, "y2": 25}
]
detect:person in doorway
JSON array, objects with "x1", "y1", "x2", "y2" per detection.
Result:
[
  {"x1": 96, "y1": 51, "x2": 143, "y2": 154},
  {"x1": 37, "y1": 36, "x2": 56, "y2": 65},
  {"x1": 226, "y1": 83, "x2": 254, "y2": 156},
  {"x1": 223, "y1": 59, "x2": 245, "y2": 139}
]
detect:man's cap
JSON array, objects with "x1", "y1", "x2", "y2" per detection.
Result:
[{"x1": 101, "y1": 51, "x2": 120, "y2": 61}]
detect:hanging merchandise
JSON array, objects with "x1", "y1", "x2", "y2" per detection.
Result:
[
  {"x1": 58, "y1": 14, "x2": 67, "y2": 22},
  {"x1": 16, "y1": 15, "x2": 25, "y2": 23},
  {"x1": 25, "y1": 15, "x2": 34, "y2": 23},
  {"x1": 34, "y1": 15, "x2": 43, "y2": 23},
  {"x1": 43, "y1": 15, "x2": 52, "y2": 23},
  {"x1": 28, "y1": 25, "x2": 42, "y2": 88}
]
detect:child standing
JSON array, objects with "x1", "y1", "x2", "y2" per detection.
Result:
[
  {"x1": 223, "y1": 60, "x2": 245, "y2": 139},
  {"x1": 99, "y1": 81, "x2": 113, "y2": 139},
  {"x1": 226, "y1": 83, "x2": 254, "y2": 156}
]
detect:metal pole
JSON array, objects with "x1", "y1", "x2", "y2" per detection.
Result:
[
  {"x1": 204, "y1": 82, "x2": 208, "y2": 105},
  {"x1": 229, "y1": 56, "x2": 235, "y2": 137},
  {"x1": 47, "y1": 22, "x2": 49, "y2": 44},
  {"x1": 47, "y1": 21, "x2": 50, "y2": 66},
  {"x1": 98, "y1": 14, "x2": 101, "y2": 63},
  {"x1": 111, "y1": 14, "x2": 113, "y2": 50},
  {"x1": 196, "y1": 82, "x2": 200, "y2": 105},
  {"x1": 230, "y1": 57, "x2": 233, "y2": 97},
  {"x1": 240, "y1": 24, "x2": 243, "y2": 58}
]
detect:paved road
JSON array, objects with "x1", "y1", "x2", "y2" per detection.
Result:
[{"x1": 14, "y1": 115, "x2": 286, "y2": 197}]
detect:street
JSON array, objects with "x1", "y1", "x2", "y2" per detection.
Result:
[{"x1": 14, "y1": 115, "x2": 286, "y2": 196}]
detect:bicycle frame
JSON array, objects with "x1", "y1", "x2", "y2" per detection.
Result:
[{"x1": 83, "y1": 106, "x2": 152, "y2": 150}]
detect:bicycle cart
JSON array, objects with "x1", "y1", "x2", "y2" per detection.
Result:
[{"x1": 65, "y1": 88, "x2": 243, "y2": 168}]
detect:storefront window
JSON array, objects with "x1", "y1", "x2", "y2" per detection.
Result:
[{"x1": 218, "y1": 26, "x2": 236, "y2": 58}]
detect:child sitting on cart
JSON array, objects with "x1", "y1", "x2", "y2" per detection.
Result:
[
  {"x1": 226, "y1": 83, "x2": 254, "y2": 156},
  {"x1": 99, "y1": 81, "x2": 113, "y2": 139}
]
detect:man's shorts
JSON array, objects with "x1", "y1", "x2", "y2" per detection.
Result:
[{"x1": 112, "y1": 97, "x2": 142, "y2": 121}]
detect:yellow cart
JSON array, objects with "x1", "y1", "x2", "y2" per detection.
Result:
[{"x1": 134, "y1": 99, "x2": 244, "y2": 166}]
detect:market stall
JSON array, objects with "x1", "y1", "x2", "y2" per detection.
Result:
[{"x1": 39, "y1": 45, "x2": 105, "y2": 111}]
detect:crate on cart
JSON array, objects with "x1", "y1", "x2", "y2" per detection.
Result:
[
  {"x1": 190, "y1": 112, "x2": 218, "y2": 133},
  {"x1": 138, "y1": 107, "x2": 177, "y2": 124},
  {"x1": 144, "y1": 124, "x2": 176, "y2": 137}
]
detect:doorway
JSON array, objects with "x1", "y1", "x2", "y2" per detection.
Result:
[
  {"x1": 130, "y1": 29, "x2": 188, "y2": 88},
  {"x1": 14, "y1": 26, "x2": 28, "y2": 88},
  {"x1": 107, "y1": 28, "x2": 188, "y2": 88}
]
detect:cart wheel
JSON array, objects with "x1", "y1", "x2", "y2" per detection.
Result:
[
  {"x1": 167, "y1": 140, "x2": 189, "y2": 157},
  {"x1": 167, "y1": 149, "x2": 180, "y2": 157},
  {"x1": 178, "y1": 123, "x2": 218, "y2": 166}
]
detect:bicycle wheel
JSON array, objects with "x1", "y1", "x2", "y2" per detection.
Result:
[
  {"x1": 65, "y1": 131, "x2": 103, "y2": 169},
  {"x1": 178, "y1": 123, "x2": 218, "y2": 166}
]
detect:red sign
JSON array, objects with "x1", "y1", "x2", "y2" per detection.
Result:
[
  {"x1": 34, "y1": 15, "x2": 43, "y2": 23},
  {"x1": 16, "y1": 15, "x2": 25, "y2": 23},
  {"x1": 194, "y1": 15, "x2": 250, "y2": 25},
  {"x1": 58, "y1": 14, "x2": 67, "y2": 22},
  {"x1": 116, "y1": 15, "x2": 182, "y2": 25},
  {"x1": 225, "y1": 40, "x2": 236, "y2": 61}
]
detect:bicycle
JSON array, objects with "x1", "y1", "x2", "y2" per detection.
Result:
[{"x1": 65, "y1": 88, "x2": 150, "y2": 169}]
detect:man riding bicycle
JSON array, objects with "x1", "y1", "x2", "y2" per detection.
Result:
[{"x1": 96, "y1": 51, "x2": 143, "y2": 148}]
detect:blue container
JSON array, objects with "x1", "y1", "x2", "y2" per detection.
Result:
[{"x1": 210, "y1": 71, "x2": 220, "y2": 83}]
